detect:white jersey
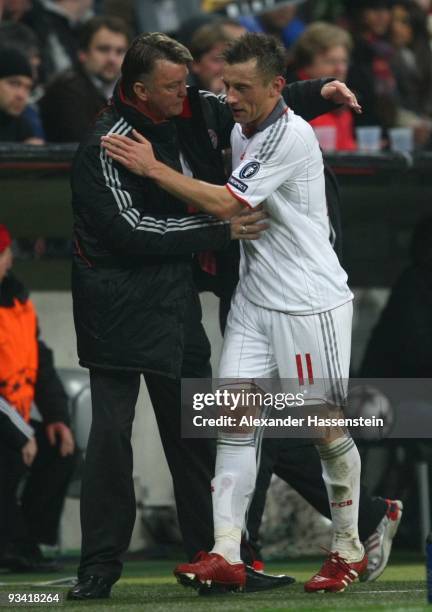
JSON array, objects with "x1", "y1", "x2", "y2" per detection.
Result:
[{"x1": 226, "y1": 101, "x2": 353, "y2": 315}]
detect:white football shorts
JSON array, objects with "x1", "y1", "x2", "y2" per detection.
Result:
[{"x1": 218, "y1": 291, "x2": 353, "y2": 406}]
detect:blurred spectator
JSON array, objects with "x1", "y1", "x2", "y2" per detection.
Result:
[
  {"x1": 21, "y1": 0, "x2": 94, "y2": 82},
  {"x1": 390, "y1": 0, "x2": 432, "y2": 147},
  {"x1": 177, "y1": 13, "x2": 245, "y2": 49},
  {"x1": 0, "y1": 47, "x2": 43, "y2": 143},
  {"x1": 219, "y1": 16, "x2": 247, "y2": 39},
  {"x1": 348, "y1": 0, "x2": 399, "y2": 129},
  {"x1": 302, "y1": 0, "x2": 348, "y2": 25},
  {"x1": 0, "y1": 225, "x2": 77, "y2": 572},
  {"x1": 103, "y1": 0, "x2": 137, "y2": 35},
  {"x1": 0, "y1": 21, "x2": 41, "y2": 82},
  {"x1": 290, "y1": 22, "x2": 356, "y2": 150},
  {"x1": 414, "y1": 0, "x2": 432, "y2": 10},
  {"x1": 174, "y1": 15, "x2": 245, "y2": 95},
  {"x1": 177, "y1": 14, "x2": 218, "y2": 47},
  {"x1": 202, "y1": 0, "x2": 305, "y2": 45},
  {"x1": 40, "y1": 15, "x2": 129, "y2": 142},
  {"x1": 237, "y1": 0, "x2": 306, "y2": 49},
  {"x1": 187, "y1": 22, "x2": 231, "y2": 93},
  {"x1": 2, "y1": 0, "x2": 33, "y2": 21},
  {"x1": 128, "y1": 0, "x2": 201, "y2": 37},
  {"x1": 360, "y1": 216, "x2": 432, "y2": 378},
  {"x1": 416, "y1": 0, "x2": 432, "y2": 35},
  {"x1": 416, "y1": 0, "x2": 432, "y2": 38},
  {"x1": 0, "y1": 22, "x2": 45, "y2": 138}
]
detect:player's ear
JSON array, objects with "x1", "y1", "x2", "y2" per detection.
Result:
[{"x1": 273, "y1": 75, "x2": 286, "y2": 96}]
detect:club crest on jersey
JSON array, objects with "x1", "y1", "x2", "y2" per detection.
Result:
[
  {"x1": 228, "y1": 176, "x2": 248, "y2": 193},
  {"x1": 239, "y1": 161, "x2": 260, "y2": 179}
]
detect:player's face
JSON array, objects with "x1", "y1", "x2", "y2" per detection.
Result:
[
  {"x1": 80, "y1": 27, "x2": 128, "y2": 84},
  {"x1": 223, "y1": 59, "x2": 285, "y2": 127},
  {"x1": 0, "y1": 75, "x2": 32, "y2": 117},
  {"x1": 0, "y1": 247, "x2": 13, "y2": 283},
  {"x1": 133, "y1": 60, "x2": 188, "y2": 120}
]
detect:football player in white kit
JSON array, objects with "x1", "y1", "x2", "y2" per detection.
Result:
[{"x1": 102, "y1": 33, "x2": 366, "y2": 594}]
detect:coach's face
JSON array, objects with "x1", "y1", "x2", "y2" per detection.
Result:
[
  {"x1": 133, "y1": 59, "x2": 188, "y2": 121},
  {"x1": 223, "y1": 59, "x2": 285, "y2": 128}
]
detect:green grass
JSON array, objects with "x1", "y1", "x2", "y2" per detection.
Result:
[{"x1": 0, "y1": 556, "x2": 427, "y2": 611}]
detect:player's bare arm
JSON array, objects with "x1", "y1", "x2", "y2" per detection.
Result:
[{"x1": 102, "y1": 129, "x2": 245, "y2": 220}]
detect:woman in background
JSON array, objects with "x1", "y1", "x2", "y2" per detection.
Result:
[{"x1": 288, "y1": 22, "x2": 356, "y2": 150}]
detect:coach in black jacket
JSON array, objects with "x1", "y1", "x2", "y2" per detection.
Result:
[{"x1": 69, "y1": 32, "x2": 356, "y2": 599}]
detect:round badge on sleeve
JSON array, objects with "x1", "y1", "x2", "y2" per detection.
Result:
[{"x1": 239, "y1": 161, "x2": 260, "y2": 179}]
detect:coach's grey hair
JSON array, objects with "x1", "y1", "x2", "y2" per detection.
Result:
[{"x1": 121, "y1": 32, "x2": 193, "y2": 98}]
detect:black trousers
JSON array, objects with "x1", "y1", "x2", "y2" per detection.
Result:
[
  {"x1": 246, "y1": 437, "x2": 387, "y2": 553},
  {"x1": 79, "y1": 291, "x2": 216, "y2": 582},
  {"x1": 0, "y1": 421, "x2": 77, "y2": 552}
]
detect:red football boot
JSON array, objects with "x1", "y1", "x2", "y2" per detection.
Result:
[
  {"x1": 304, "y1": 550, "x2": 368, "y2": 593},
  {"x1": 174, "y1": 552, "x2": 246, "y2": 592}
]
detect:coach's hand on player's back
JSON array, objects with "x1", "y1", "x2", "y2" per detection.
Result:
[
  {"x1": 230, "y1": 205, "x2": 269, "y2": 241},
  {"x1": 101, "y1": 129, "x2": 157, "y2": 176}
]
